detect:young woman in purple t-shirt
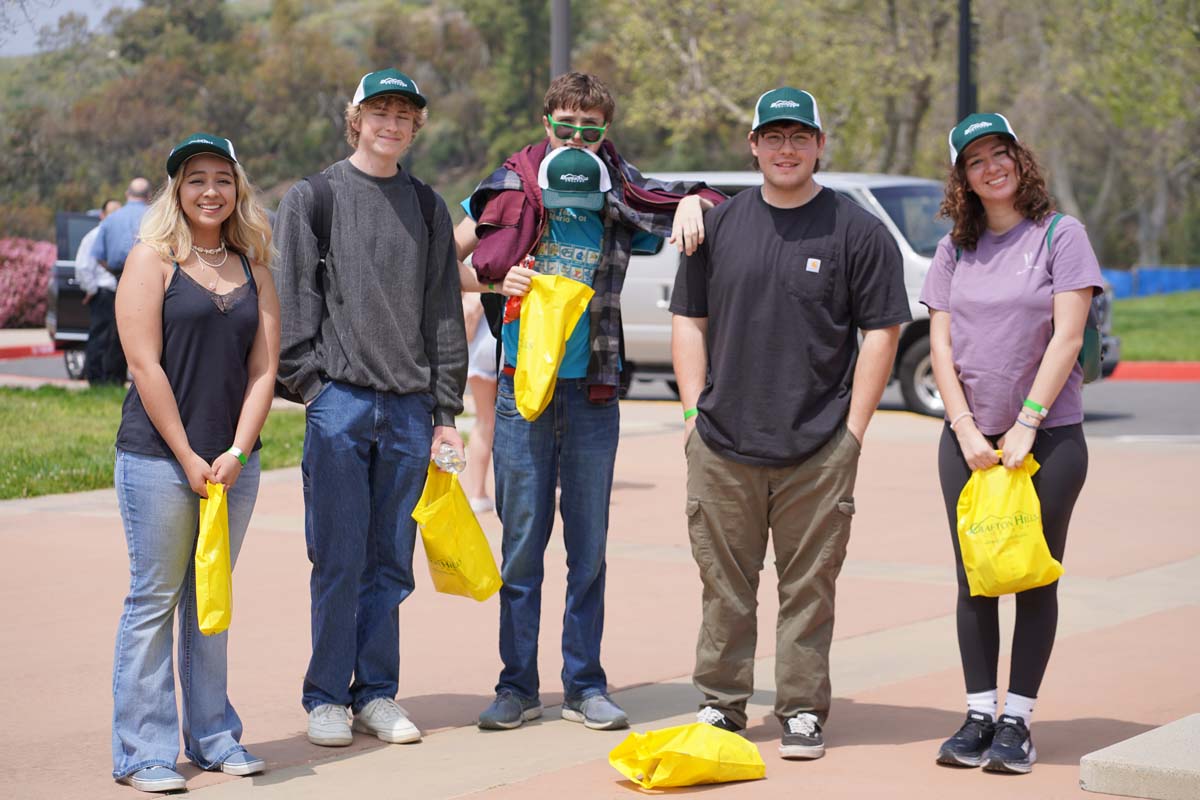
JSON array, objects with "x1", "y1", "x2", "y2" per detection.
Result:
[{"x1": 918, "y1": 114, "x2": 1104, "y2": 775}]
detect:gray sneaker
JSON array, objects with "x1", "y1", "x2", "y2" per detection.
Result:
[
  {"x1": 780, "y1": 712, "x2": 825, "y2": 759},
  {"x1": 118, "y1": 765, "x2": 187, "y2": 792},
  {"x1": 307, "y1": 703, "x2": 353, "y2": 747},
  {"x1": 562, "y1": 693, "x2": 629, "y2": 730},
  {"x1": 478, "y1": 690, "x2": 544, "y2": 730}
]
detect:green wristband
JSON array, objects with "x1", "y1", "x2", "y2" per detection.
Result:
[
  {"x1": 227, "y1": 446, "x2": 248, "y2": 466},
  {"x1": 683, "y1": 408, "x2": 698, "y2": 421},
  {"x1": 1022, "y1": 398, "x2": 1048, "y2": 416}
]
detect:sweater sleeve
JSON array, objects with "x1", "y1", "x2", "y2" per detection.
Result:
[
  {"x1": 271, "y1": 180, "x2": 327, "y2": 403},
  {"x1": 422, "y1": 195, "x2": 468, "y2": 426}
]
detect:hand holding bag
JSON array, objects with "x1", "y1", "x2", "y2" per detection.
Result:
[{"x1": 956, "y1": 451, "x2": 1064, "y2": 597}]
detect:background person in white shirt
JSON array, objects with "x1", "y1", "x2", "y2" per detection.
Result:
[{"x1": 75, "y1": 198, "x2": 123, "y2": 384}]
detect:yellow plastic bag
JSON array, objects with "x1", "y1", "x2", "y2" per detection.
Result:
[
  {"x1": 608, "y1": 723, "x2": 766, "y2": 789},
  {"x1": 412, "y1": 463, "x2": 502, "y2": 601},
  {"x1": 196, "y1": 481, "x2": 233, "y2": 635},
  {"x1": 514, "y1": 274, "x2": 594, "y2": 422},
  {"x1": 957, "y1": 452, "x2": 1063, "y2": 597}
]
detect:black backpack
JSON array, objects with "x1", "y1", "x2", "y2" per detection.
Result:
[
  {"x1": 955, "y1": 212, "x2": 1102, "y2": 383},
  {"x1": 275, "y1": 170, "x2": 439, "y2": 403}
]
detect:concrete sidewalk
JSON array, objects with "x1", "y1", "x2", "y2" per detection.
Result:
[{"x1": 1, "y1": 403, "x2": 1197, "y2": 799}]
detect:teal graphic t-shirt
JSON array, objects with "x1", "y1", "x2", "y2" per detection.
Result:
[{"x1": 461, "y1": 197, "x2": 660, "y2": 378}]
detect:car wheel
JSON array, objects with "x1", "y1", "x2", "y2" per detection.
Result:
[
  {"x1": 63, "y1": 349, "x2": 86, "y2": 380},
  {"x1": 898, "y1": 337, "x2": 944, "y2": 417}
]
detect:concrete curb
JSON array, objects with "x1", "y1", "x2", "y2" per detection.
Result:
[{"x1": 1080, "y1": 714, "x2": 1200, "y2": 799}]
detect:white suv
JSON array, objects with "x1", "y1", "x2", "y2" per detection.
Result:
[{"x1": 623, "y1": 171, "x2": 952, "y2": 415}]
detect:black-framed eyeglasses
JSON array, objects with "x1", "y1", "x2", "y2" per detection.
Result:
[
  {"x1": 757, "y1": 131, "x2": 818, "y2": 150},
  {"x1": 546, "y1": 114, "x2": 608, "y2": 143}
]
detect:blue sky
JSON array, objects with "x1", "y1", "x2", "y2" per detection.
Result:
[{"x1": 1, "y1": 0, "x2": 136, "y2": 57}]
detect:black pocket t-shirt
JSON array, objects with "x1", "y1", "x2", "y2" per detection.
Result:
[{"x1": 670, "y1": 187, "x2": 910, "y2": 466}]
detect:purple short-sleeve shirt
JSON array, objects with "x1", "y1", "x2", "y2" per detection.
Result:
[{"x1": 919, "y1": 214, "x2": 1103, "y2": 434}]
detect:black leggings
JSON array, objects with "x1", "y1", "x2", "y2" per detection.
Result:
[{"x1": 938, "y1": 422, "x2": 1087, "y2": 697}]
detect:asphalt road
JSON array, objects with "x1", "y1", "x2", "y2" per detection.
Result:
[{"x1": 3, "y1": 354, "x2": 1197, "y2": 439}]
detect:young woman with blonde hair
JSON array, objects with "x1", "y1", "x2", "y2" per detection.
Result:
[
  {"x1": 920, "y1": 114, "x2": 1102, "y2": 774},
  {"x1": 110, "y1": 134, "x2": 279, "y2": 793}
]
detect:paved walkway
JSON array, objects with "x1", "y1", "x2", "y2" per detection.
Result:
[{"x1": 1, "y1": 398, "x2": 1198, "y2": 799}]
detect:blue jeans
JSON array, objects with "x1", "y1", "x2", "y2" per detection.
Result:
[
  {"x1": 111, "y1": 449, "x2": 261, "y2": 778},
  {"x1": 492, "y1": 374, "x2": 619, "y2": 701},
  {"x1": 301, "y1": 381, "x2": 433, "y2": 712}
]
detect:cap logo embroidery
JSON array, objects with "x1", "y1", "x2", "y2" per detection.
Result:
[
  {"x1": 770, "y1": 99, "x2": 802, "y2": 108},
  {"x1": 963, "y1": 121, "x2": 993, "y2": 135},
  {"x1": 379, "y1": 77, "x2": 409, "y2": 87},
  {"x1": 558, "y1": 173, "x2": 590, "y2": 183}
]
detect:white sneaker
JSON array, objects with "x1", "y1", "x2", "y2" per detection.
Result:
[
  {"x1": 307, "y1": 704, "x2": 353, "y2": 747},
  {"x1": 352, "y1": 697, "x2": 422, "y2": 743}
]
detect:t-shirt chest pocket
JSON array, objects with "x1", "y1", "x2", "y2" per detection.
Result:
[{"x1": 783, "y1": 245, "x2": 839, "y2": 303}]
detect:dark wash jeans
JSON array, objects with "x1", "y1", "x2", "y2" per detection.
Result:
[
  {"x1": 300, "y1": 381, "x2": 434, "y2": 712},
  {"x1": 491, "y1": 373, "x2": 619, "y2": 702}
]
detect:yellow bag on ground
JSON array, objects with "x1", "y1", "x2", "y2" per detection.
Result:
[
  {"x1": 514, "y1": 274, "x2": 594, "y2": 422},
  {"x1": 956, "y1": 452, "x2": 1063, "y2": 597},
  {"x1": 196, "y1": 481, "x2": 232, "y2": 635},
  {"x1": 412, "y1": 463, "x2": 502, "y2": 601},
  {"x1": 608, "y1": 723, "x2": 766, "y2": 789}
]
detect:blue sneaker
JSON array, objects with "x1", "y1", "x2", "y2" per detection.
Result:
[
  {"x1": 478, "y1": 690, "x2": 544, "y2": 730},
  {"x1": 982, "y1": 714, "x2": 1037, "y2": 774},
  {"x1": 562, "y1": 694, "x2": 629, "y2": 730},
  {"x1": 118, "y1": 765, "x2": 186, "y2": 792},
  {"x1": 936, "y1": 710, "x2": 995, "y2": 767},
  {"x1": 219, "y1": 749, "x2": 265, "y2": 776}
]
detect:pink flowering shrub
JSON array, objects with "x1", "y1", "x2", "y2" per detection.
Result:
[{"x1": 0, "y1": 238, "x2": 56, "y2": 328}]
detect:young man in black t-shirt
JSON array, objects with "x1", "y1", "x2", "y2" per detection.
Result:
[{"x1": 670, "y1": 87, "x2": 910, "y2": 759}]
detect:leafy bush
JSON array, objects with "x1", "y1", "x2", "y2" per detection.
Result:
[{"x1": 0, "y1": 238, "x2": 55, "y2": 328}]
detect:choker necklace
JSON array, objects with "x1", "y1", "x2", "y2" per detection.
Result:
[
  {"x1": 195, "y1": 247, "x2": 229, "y2": 271},
  {"x1": 193, "y1": 241, "x2": 226, "y2": 255}
]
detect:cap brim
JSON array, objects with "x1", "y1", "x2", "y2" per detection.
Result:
[
  {"x1": 541, "y1": 189, "x2": 605, "y2": 211},
  {"x1": 361, "y1": 88, "x2": 427, "y2": 109},
  {"x1": 753, "y1": 114, "x2": 820, "y2": 132},
  {"x1": 167, "y1": 144, "x2": 236, "y2": 178},
  {"x1": 953, "y1": 131, "x2": 1016, "y2": 165}
]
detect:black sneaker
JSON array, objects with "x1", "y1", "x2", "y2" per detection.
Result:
[
  {"x1": 779, "y1": 712, "x2": 825, "y2": 760},
  {"x1": 936, "y1": 710, "x2": 996, "y2": 767},
  {"x1": 696, "y1": 706, "x2": 742, "y2": 733},
  {"x1": 982, "y1": 714, "x2": 1037, "y2": 774}
]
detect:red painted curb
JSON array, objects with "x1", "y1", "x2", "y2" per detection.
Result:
[
  {"x1": 0, "y1": 343, "x2": 59, "y2": 360},
  {"x1": 1109, "y1": 362, "x2": 1200, "y2": 382}
]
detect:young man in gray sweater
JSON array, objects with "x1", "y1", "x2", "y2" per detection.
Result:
[{"x1": 272, "y1": 68, "x2": 467, "y2": 748}]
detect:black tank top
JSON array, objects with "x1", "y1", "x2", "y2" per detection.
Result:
[{"x1": 116, "y1": 253, "x2": 262, "y2": 462}]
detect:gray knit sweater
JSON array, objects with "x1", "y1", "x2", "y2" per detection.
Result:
[{"x1": 273, "y1": 159, "x2": 466, "y2": 426}]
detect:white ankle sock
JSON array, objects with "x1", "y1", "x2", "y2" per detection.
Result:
[
  {"x1": 1003, "y1": 692, "x2": 1036, "y2": 725},
  {"x1": 966, "y1": 689, "x2": 998, "y2": 720}
]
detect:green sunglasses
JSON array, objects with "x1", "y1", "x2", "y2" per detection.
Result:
[{"x1": 546, "y1": 115, "x2": 608, "y2": 143}]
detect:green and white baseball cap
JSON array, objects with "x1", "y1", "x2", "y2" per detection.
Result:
[
  {"x1": 751, "y1": 87, "x2": 821, "y2": 132},
  {"x1": 166, "y1": 133, "x2": 238, "y2": 178},
  {"x1": 352, "y1": 68, "x2": 427, "y2": 109},
  {"x1": 948, "y1": 113, "x2": 1018, "y2": 165},
  {"x1": 538, "y1": 147, "x2": 611, "y2": 211}
]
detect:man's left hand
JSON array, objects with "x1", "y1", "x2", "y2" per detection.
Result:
[
  {"x1": 431, "y1": 425, "x2": 464, "y2": 461},
  {"x1": 847, "y1": 421, "x2": 865, "y2": 448}
]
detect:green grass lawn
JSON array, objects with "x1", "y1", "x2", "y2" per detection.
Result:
[
  {"x1": 1112, "y1": 290, "x2": 1200, "y2": 361},
  {"x1": 0, "y1": 386, "x2": 307, "y2": 500}
]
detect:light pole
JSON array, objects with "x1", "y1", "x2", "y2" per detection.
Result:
[
  {"x1": 551, "y1": 0, "x2": 570, "y2": 77},
  {"x1": 957, "y1": 0, "x2": 977, "y2": 121}
]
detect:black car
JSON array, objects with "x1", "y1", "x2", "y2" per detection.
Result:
[{"x1": 45, "y1": 211, "x2": 101, "y2": 379}]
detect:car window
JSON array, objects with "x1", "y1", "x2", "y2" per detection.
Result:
[{"x1": 869, "y1": 185, "x2": 950, "y2": 258}]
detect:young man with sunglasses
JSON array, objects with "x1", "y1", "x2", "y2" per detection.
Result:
[
  {"x1": 454, "y1": 72, "x2": 724, "y2": 732},
  {"x1": 671, "y1": 88, "x2": 910, "y2": 758}
]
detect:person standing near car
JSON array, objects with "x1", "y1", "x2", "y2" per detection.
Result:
[
  {"x1": 671, "y1": 87, "x2": 909, "y2": 759},
  {"x1": 922, "y1": 114, "x2": 1102, "y2": 775},
  {"x1": 76, "y1": 198, "x2": 122, "y2": 384},
  {"x1": 111, "y1": 134, "x2": 278, "y2": 793},
  {"x1": 454, "y1": 72, "x2": 724, "y2": 732},
  {"x1": 92, "y1": 177, "x2": 152, "y2": 383},
  {"x1": 273, "y1": 69, "x2": 467, "y2": 749}
]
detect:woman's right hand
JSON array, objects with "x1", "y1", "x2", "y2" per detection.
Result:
[
  {"x1": 182, "y1": 451, "x2": 216, "y2": 498},
  {"x1": 502, "y1": 266, "x2": 536, "y2": 297},
  {"x1": 956, "y1": 423, "x2": 1000, "y2": 472}
]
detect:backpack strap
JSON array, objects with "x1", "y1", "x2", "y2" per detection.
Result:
[
  {"x1": 303, "y1": 172, "x2": 334, "y2": 267},
  {"x1": 409, "y1": 174, "x2": 438, "y2": 241},
  {"x1": 1045, "y1": 212, "x2": 1064, "y2": 252}
]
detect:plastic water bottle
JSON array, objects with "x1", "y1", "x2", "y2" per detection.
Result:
[{"x1": 433, "y1": 442, "x2": 466, "y2": 474}]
